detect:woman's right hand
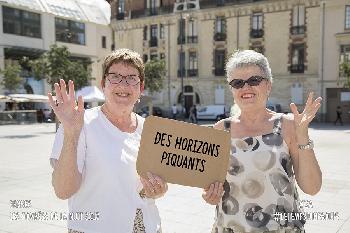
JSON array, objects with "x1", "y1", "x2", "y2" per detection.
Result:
[
  {"x1": 48, "y1": 79, "x2": 84, "y2": 134},
  {"x1": 202, "y1": 182, "x2": 223, "y2": 205}
]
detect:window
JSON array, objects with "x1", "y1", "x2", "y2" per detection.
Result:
[
  {"x1": 143, "y1": 26, "x2": 148, "y2": 40},
  {"x1": 340, "y1": 45, "x2": 350, "y2": 76},
  {"x1": 292, "y1": 5, "x2": 305, "y2": 26},
  {"x1": 102, "y1": 36, "x2": 106, "y2": 48},
  {"x1": 188, "y1": 51, "x2": 198, "y2": 77},
  {"x1": 160, "y1": 24, "x2": 165, "y2": 39},
  {"x1": 149, "y1": 0, "x2": 157, "y2": 15},
  {"x1": 214, "y1": 50, "x2": 225, "y2": 76},
  {"x1": 188, "y1": 19, "x2": 196, "y2": 36},
  {"x1": 178, "y1": 18, "x2": 186, "y2": 43},
  {"x1": 290, "y1": 44, "x2": 305, "y2": 73},
  {"x1": 150, "y1": 24, "x2": 158, "y2": 47},
  {"x1": 189, "y1": 52, "x2": 197, "y2": 70},
  {"x1": 118, "y1": 0, "x2": 125, "y2": 13},
  {"x1": 55, "y1": 18, "x2": 85, "y2": 45},
  {"x1": 346, "y1": 6, "x2": 350, "y2": 29},
  {"x1": 215, "y1": 16, "x2": 226, "y2": 33},
  {"x1": 2, "y1": 6, "x2": 41, "y2": 38},
  {"x1": 252, "y1": 12, "x2": 263, "y2": 30}
]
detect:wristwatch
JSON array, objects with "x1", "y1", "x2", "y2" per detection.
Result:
[{"x1": 298, "y1": 139, "x2": 314, "y2": 150}]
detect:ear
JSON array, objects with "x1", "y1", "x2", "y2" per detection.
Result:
[{"x1": 266, "y1": 81, "x2": 272, "y2": 95}]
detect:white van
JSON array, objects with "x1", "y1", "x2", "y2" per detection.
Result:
[{"x1": 197, "y1": 105, "x2": 227, "y2": 120}]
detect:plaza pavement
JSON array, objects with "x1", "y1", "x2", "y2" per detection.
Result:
[{"x1": 0, "y1": 122, "x2": 349, "y2": 233}]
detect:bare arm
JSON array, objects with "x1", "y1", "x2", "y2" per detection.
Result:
[
  {"x1": 285, "y1": 92, "x2": 322, "y2": 195},
  {"x1": 48, "y1": 79, "x2": 85, "y2": 199}
]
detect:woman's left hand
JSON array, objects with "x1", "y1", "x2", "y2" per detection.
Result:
[
  {"x1": 140, "y1": 172, "x2": 168, "y2": 199},
  {"x1": 290, "y1": 92, "x2": 322, "y2": 133}
]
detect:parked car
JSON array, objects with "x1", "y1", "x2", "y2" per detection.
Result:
[
  {"x1": 266, "y1": 103, "x2": 282, "y2": 113},
  {"x1": 137, "y1": 106, "x2": 163, "y2": 118},
  {"x1": 197, "y1": 105, "x2": 227, "y2": 120}
]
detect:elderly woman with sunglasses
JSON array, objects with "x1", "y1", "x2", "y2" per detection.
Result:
[
  {"x1": 202, "y1": 50, "x2": 322, "y2": 233},
  {"x1": 48, "y1": 49, "x2": 167, "y2": 233}
]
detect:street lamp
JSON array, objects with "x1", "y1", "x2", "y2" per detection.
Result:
[{"x1": 179, "y1": 12, "x2": 188, "y2": 119}]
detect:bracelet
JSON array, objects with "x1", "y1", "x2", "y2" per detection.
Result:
[{"x1": 298, "y1": 139, "x2": 314, "y2": 150}]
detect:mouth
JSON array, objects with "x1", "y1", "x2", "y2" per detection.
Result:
[
  {"x1": 241, "y1": 93, "x2": 256, "y2": 99},
  {"x1": 115, "y1": 92, "x2": 130, "y2": 97}
]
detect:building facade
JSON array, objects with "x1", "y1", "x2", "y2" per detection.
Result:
[
  {"x1": 109, "y1": 0, "x2": 350, "y2": 122},
  {"x1": 0, "y1": 0, "x2": 112, "y2": 96}
]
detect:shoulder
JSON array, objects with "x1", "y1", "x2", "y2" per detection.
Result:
[
  {"x1": 84, "y1": 107, "x2": 100, "y2": 123},
  {"x1": 213, "y1": 117, "x2": 233, "y2": 130}
]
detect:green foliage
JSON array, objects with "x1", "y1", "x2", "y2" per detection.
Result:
[
  {"x1": 144, "y1": 59, "x2": 166, "y2": 94},
  {"x1": 340, "y1": 62, "x2": 350, "y2": 88},
  {"x1": 0, "y1": 64, "x2": 23, "y2": 93},
  {"x1": 30, "y1": 44, "x2": 91, "y2": 90}
]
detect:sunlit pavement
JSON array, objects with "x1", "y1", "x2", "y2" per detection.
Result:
[{"x1": 0, "y1": 122, "x2": 349, "y2": 233}]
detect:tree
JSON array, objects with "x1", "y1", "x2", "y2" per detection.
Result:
[
  {"x1": 144, "y1": 59, "x2": 166, "y2": 115},
  {"x1": 0, "y1": 64, "x2": 23, "y2": 93},
  {"x1": 340, "y1": 62, "x2": 350, "y2": 88},
  {"x1": 30, "y1": 44, "x2": 91, "y2": 90},
  {"x1": 144, "y1": 59, "x2": 166, "y2": 94}
]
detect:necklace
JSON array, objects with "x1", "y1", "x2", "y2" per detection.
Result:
[{"x1": 101, "y1": 105, "x2": 138, "y2": 133}]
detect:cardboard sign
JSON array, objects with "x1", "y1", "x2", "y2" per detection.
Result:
[{"x1": 136, "y1": 116, "x2": 230, "y2": 189}]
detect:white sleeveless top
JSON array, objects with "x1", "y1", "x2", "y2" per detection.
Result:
[{"x1": 213, "y1": 115, "x2": 305, "y2": 233}]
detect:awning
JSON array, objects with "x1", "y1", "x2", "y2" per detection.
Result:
[
  {"x1": 76, "y1": 86, "x2": 105, "y2": 102},
  {"x1": 8, "y1": 94, "x2": 49, "y2": 102}
]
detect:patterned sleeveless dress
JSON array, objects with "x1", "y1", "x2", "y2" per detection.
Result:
[{"x1": 212, "y1": 115, "x2": 306, "y2": 233}]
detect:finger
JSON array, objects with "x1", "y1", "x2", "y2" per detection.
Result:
[
  {"x1": 60, "y1": 79, "x2": 68, "y2": 102},
  {"x1": 290, "y1": 103, "x2": 299, "y2": 117},
  {"x1": 68, "y1": 80, "x2": 75, "y2": 105},
  {"x1": 54, "y1": 83, "x2": 63, "y2": 103},
  {"x1": 140, "y1": 177, "x2": 154, "y2": 196},
  {"x1": 306, "y1": 92, "x2": 313, "y2": 108},
  {"x1": 47, "y1": 93, "x2": 57, "y2": 110},
  {"x1": 312, "y1": 97, "x2": 322, "y2": 109},
  {"x1": 153, "y1": 175, "x2": 165, "y2": 192},
  {"x1": 205, "y1": 184, "x2": 214, "y2": 200},
  {"x1": 212, "y1": 182, "x2": 220, "y2": 200},
  {"x1": 77, "y1": 96, "x2": 84, "y2": 112}
]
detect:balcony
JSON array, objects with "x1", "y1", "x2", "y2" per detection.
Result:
[
  {"x1": 187, "y1": 36, "x2": 198, "y2": 44},
  {"x1": 200, "y1": 0, "x2": 264, "y2": 9},
  {"x1": 250, "y1": 29, "x2": 264, "y2": 38},
  {"x1": 214, "y1": 68, "x2": 225, "y2": 76},
  {"x1": 290, "y1": 64, "x2": 305, "y2": 73},
  {"x1": 130, "y1": 5, "x2": 173, "y2": 19},
  {"x1": 177, "y1": 69, "x2": 186, "y2": 77},
  {"x1": 116, "y1": 12, "x2": 125, "y2": 20},
  {"x1": 290, "y1": 25, "x2": 306, "y2": 35},
  {"x1": 149, "y1": 37, "x2": 158, "y2": 47},
  {"x1": 214, "y1": 32, "x2": 227, "y2": 41},
  {"x1": 187, "y1": 69, "x2": 198, "y2": 77},
  {"x1": 177, "y1": 35, "x2": 186, "y2": 44}
]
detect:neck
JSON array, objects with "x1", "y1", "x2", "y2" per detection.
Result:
[
  {"x1": 101, "y1": 103, "x2": 136, "y2": 131},
  {"x1": 239, "y1": 106, "x2": 271, "y2": 125}
]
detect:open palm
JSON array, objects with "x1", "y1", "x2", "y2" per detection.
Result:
[
  {"x1": 290, "y1": 92, "x2": 322, "y2": 130},
  {"x1": 47, "y1": 79, "x2": 85, "y2": 132}
]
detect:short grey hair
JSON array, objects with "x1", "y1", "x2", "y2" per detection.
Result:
[{"x1": 225, "y1": 50, "x2": 273, "y2": 82}]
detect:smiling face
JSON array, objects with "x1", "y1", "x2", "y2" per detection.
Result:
[
  {"x1": 101, "y1": 62, "x2": 144, "y2": 111},
  {"x1": 228, "y1": 65, "x2": 271, "y2": 111}
]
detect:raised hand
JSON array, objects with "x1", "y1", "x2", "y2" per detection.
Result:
[
  {"x1": 48, "y1": 79, "x2": 85, "y2": 134},
  {"x1": 290, "y1": 92, "x2": 322, "y2": 132}
]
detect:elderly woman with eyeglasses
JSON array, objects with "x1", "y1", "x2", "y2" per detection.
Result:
[
  {"x1": 48, "y1": 49, "x2": 167, "y2": 233},
  {"x1": 202, "y1": 50, "x2": 322, "y2": 233}
]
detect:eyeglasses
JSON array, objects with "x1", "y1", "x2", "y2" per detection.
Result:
[
  {"x1": 106, "y1": 73, "x2": 140, "y2": 86},
  {"x1": 228, "y1": 76, "x2": 267, "y2": 89}
]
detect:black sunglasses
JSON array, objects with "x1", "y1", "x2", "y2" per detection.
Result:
[{"x1": 229, "y1": 76, "x2": 267, "y2": 89}]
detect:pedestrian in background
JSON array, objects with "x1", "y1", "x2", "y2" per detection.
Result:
[
  {"x1": 334, "y1": 106, "x2": 343, "y2": 125},
  {"x1": 172, "y1": 104, "x2": 178, "y2": 119}
]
